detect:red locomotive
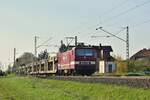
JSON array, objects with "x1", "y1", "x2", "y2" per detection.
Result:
[{"x1": 57, "y1": 47, "x2": 97, "y2": 75}]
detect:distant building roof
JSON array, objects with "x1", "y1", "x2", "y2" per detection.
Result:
[{"x1": 130, "y1": 48, "x2": 150, "y2": 60}]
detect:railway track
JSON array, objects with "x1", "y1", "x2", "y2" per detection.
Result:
[{"x1": 44, "y1": 76, "x2": 150, "y2": 88}]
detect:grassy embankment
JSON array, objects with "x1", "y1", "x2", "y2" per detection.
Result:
[{"x1": 0, "y1": 75, "x2": 150, "y2": 100}]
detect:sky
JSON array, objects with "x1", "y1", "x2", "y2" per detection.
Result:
[{"x1": 0, "y1": 0, "x2": 150, "y2": 67}]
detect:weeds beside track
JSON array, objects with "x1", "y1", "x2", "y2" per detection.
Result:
[{"x1": 47, "y1": 76, "x2": 150, "y2": 88}]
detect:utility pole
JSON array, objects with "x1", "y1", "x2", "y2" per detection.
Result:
[
  {"x1": 13, "y1": 48, "x2": 16, "y2": 69},
  {"x1": 34, "y1": 36, "x2": 37, "y2": 57},
  {"x1": 126, "y1": 26, "x2": 129, "y2": 60},
  {"x1": 126, "y1": 26, "x2": 129, "y2": 70},
  {"x1": 14, "y1": 48, "x2": 16, "y2": 66}
]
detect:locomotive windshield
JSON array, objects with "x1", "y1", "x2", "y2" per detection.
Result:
[{"x1": 76, "y1": 49, "x2": 95, "y2": 57}]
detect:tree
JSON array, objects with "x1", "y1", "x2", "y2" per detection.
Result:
[
  {"x1": 38, "y1": 49, "x2": 49, "y2": 60},
  {"x1": 59, "y1": 40, "x2": 67, "y2": 53},
  {"x1": 128, "y1": 60, "x2": 150, "y2": 72},
  {"x1": 15, "y1": 52, "x2": 37, "y2": 67},
  {"x1": 6, "y1": 64, "x2": 12, "y2": 74},
  {"x1": 113, "y1": 55, "x2": 127, "y2": 75}
]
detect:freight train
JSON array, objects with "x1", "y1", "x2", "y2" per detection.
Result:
[
  {"x1": 17, "y1": 41, "x2": 116, "y2": 76},
  {"x1": 17, "y1": 46, "x2": 98, "y2": 76}
]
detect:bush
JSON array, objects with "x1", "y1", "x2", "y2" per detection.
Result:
[
  {"x1": 125, "y1": 72, "x2": 145, "y2": 76},
  {"x1": 128, "y1": 60, "x2": 150, "y2": 72},
  {"x1": 116, "y1": 60, "x2": 127, "y2": 75}
]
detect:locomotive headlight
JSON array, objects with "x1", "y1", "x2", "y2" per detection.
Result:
[{"x1": 91, "y1": 61, "x2": 96, "y2": 64}]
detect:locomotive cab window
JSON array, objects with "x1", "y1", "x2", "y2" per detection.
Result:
[{"x1": 76, "y1": 49, "x2": 95, "y2": 57}]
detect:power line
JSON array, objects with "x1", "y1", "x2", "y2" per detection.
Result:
[
  {"x1": 60, "y1": 0, "x2": 150, "y2": 46},
  {"x1": 65, "y1": 1, "x2": 130, "y2": 41},
  {"x1": 72, "y1": 0, "x2": 128, "y2": 37},
  {"x1": 101, "y1": 0, "x2": 129, "y2": 16},
  {"x1": 132, "y1": 19, "x2": 150, "y2": 28},
  {"x1": 91, "y1": 27, "x2": 125, "y2": 38},
  {"x1": 72, "y1": 0, "x2": 150, "y2": 40},
  {"x1": 103, "y1": 0, "x2": 150, "y2": 23},
  {"x1": 70, "y1": 1, "x2": 128, "y2": 37},
  {"x1": 35, "y1": 36, "x2": 53, "y2": 57},
  {"x1": 63, "y1": 23, "x2": 99, "y2": 45},
  {"x1": 91, "y1": 35, "x2": 110, "y2": 38},
  {"x1": 38, "y1": 37, "x2": 52, "y2": 47},
  {"x1": 114, "y1": 27, "x2": 126, "y2": 36}
]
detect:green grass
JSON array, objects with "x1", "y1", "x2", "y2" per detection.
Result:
[{"x1": 0, "y1": 75, "x2": 150, "y2": 100}]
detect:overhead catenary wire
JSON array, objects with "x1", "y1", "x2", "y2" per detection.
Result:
[
  {"x1": 72, "y1": 0, "x2": 150, "y2": 41},
  {"x1": 72, "y1": 0, "x2": 129, "y2": 37},
  {"x1": 102, "y1": 0, "x2": 150, "y2": 24},
  {"x1": 99, "y1": 0, "x2": 130, "y2": 26},
  {"x1": 132, "y1": 19, "x2": 150, "y2": 28},
  {"x1": 62, "y1": 1, "x2": 131, "y2": 43},
  {"x1": 37, "y1": 37, "x2": 53, "y2": 48},
  {"x1": 57, "y1": 0, "x2": 150, "y2": 47},
  {"x1": 91, "y1": 27, "x2": 126, "y2": 38},
  {"x1": 101, "y1": 0, "x2": 129, "y2": 16}
]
